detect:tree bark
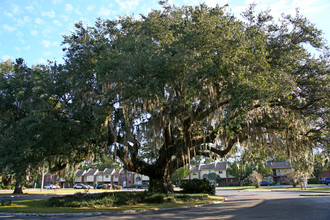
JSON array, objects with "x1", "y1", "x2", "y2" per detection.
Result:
[
  {"x1": 149, "y1": 174, "x2": 173, "y2": 194},
  {"x1": 13, "y1": 179, "x2": 24, "y2": 194}
]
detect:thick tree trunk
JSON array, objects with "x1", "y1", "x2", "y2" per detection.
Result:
[
  {"x1": 149, "y1": 175, "x2": 173, "y2": 194},
  {"x1": 13, "y1": 179, "x2": 24, "y2": 194}
]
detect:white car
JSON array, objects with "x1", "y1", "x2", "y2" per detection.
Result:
[
  {"x1": 44, "y1": 184, "x2": 56, "y2": 189},
  {"x1": 73, "y1": 183, "x2": 93, "y2": 189}
]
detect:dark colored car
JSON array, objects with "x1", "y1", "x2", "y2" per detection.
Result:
[
  {"x1": 137, "y1": 183, "x2": 149, "y2": 189},
  {"x1": 260, "y1": 181, "x2": 272, "y2": 186},
  {"x1": 321, "y1": 178, "x2": 330, "y2": 185}
]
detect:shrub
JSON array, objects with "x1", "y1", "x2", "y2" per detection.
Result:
[
  {"x1": 242, "y1": 178, "x2": 253, "y2": 186},
  {"x1": 143, "y1": 193, "x2": 165, "y2": 203},
  {"x1": 181, "y1": 178, "x2": 215, "y2": 195},
  {"x1": 112, "y1": 185, "x2": 122, "y2": 190},
  {"x1": 307, "y1": 178, "x2": 319, "y2": 184},
  {"x1": 248, "y1": 172, "x2": 263, "y2": 188},
  {"x1": 174, "y1": 194, "x2": 208, "y2": 202},
  {"x1": 129, "y1": 184, "x2": 136, "y2": 188}
]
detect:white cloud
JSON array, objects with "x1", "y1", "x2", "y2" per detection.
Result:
[
  {"x1": 2, "y1": 24, "x2": 16, "y2": 32},
  {"x1": 87, "y1": 4, "x2": 96, "y2": 11},
  {"x1": 30, "y1": 29, "x2": 39, "y2": 36},
  {"x1": 24, "y1": 16, "x2": 31, "y2": 23},
  {"x1": 41, "y1": 10, "x2": 56, "y2": 18},
  {"x1": 52, "y1": 0, "x2": 64, "y2": 4},
  {"x1": 204, "y1": 0, "x2": 228, "y2": 7},
  {"x1": 65, "y1": 4, "x2": 74, "y2": 13},
  {"x1": 61, "y1": 15, "x2": 70, "y2": 22},
  {"x1": 12, "y1": 4, "x2": 20, "y2": 15},
  {"x1": 42, "y1": 40, "x2": 52, "y2": 48},
  {"x1": 43, "y1": 51, "x2": 52, "y2": 56},
  {"x1": 16, "y1": 16, "x2": 31, "y2": 26},
  {"x1": 37, "y1": 58, "x2": 47, "y2": 64},
  {"x1": 53, "y1": 20, "x2": 62, "y2": 27},
  {"x1": 41, "y1": 40, "x2": 59, "y2": 48},
  {"x1": 14, "y1": 46, "x2": 21, "y2": 52},
  {"x1": 1, "y1": 55, "x2": 14, "y2": 61},
  {"x1": 26, "y1": 5, "x2": 34, "y2": 13},
  {"x1": 35, "y1": 18, "x2": 45, "y2": 25},
  {"x1": 24, "y1": 45, "x2": 31, "y2": 50},
  {"x1": 115, "y1": 0, "x2": 140, "y2": 13},
  {"x1": 99, "y1": 7, "x2": 112, "y2": 17},
  {"x1": 4, "y1": 11, "x2": 13, "y2": 17}
]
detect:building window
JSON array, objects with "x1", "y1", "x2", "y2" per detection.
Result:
[
  {"x1": 209, "y1": 170, "x2": 212, "y2": 173},
  {"x1": 115, "y1": 175, "x2": 118, "y2": 178},
  {"x1": 128, "y1": 174, "x2": 131, "y2": 177},
  {"x1": 105, "y1": 175, "x2": 109, "y2": 178},
  {"x1": 218, "y1": 171, "x2": 223, "y2": 174},
  {"x1": 193, "y1": 172, "x2": 197, "y2": 175}
]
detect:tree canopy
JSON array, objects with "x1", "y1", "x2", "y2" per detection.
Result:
[{"x1": 1, "y1": 2, "x2": 329, "y2": 193}]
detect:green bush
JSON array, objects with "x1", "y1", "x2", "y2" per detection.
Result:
[
  {"x1": 112, "y1": 185, "x2": 122, "y2": 190},
  {"x1": 180, "y1": 178, "x2": 215, "y2": 195},
  {"x1": 308, "y1": 178, "x2": 319, "y2": 184},
  {"x1": 46, "y1": 191, "x2": 210, "y2": 207},
  {"x1": 129, "y1": 184, "x2": 137, "y2": 188},
  {"x1": 242, "y1": 178, "x2": 253, "y2": 186},
  {"x1": 143, "y1": 193, "x2": 165, "y2": 203}
]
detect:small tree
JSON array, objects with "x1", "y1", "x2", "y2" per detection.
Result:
[
  {"x1": 248, "y1": 172, "x2": 263, "y2": 188},
  {"x1": 170, "y1": 167, "x2": 190, "y2": 185},
  {"x1": 285, "y1": 170, "x2": 301, "y2": 188},
  {"x1": 207, "y1": 172, "x2": 221, "y2": 186},
  {"x1": 228, "y1": 161, "x2": 253, "y2": 186}
]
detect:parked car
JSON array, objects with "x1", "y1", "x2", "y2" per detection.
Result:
[
  {"x1": 137, "y1": 182, "x2": 149, "y2": 189},
  {"x1": 260, "y1": 181, "x2": 272, "y2": 186},
  {"x1": 73, "y1": 183, "x2": 90, "y2": 189},
  {"x1": 44, "y1": 184, "x2": 57, "y2": 189},
  {"x1": 321, "y1": 178, "x2": 330, "y2": 185}
]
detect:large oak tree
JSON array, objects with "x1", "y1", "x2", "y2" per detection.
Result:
[{"x1": 62, "y1": 2, "x2": 329, "y2": 193}]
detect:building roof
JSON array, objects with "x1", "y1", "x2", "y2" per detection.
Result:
[
  {"x1": 200, "y1": 164, "x2": 215, "y2": 170},
  {"x1": 96, "y1": 170, "x2": 103, "y2": 175},
  {"x1": 75, "y1": 169, "x2": 85, "y2": 176},
  {"x1": 103, "y1": 168, "x2": 115, "y2": 175},
  {"x1": 214, "y1": 162, "x2": 227, "y2": 170},
  {"x1": 268, "y1": 162, "x2": 292, "y2": 169},
  {"x1": 85, "y1": 169, "x2": 98, "y2": 175},
  {"x1": 191, "y1": 166, "x2": 199, "y2": 172}
]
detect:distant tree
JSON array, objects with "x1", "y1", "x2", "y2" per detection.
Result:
[
  {"x1": 207, "y1": 172, "x2": 221, "y2": 186},
  {"x1": 248, "y1": 171, "x2": 263, "y2": 188},
  {"x1": 0, "y1": 59, "x2": 98, "y2": 193},
  {"x1": 170, "y1": 167, "x2": 190, "y2": 185},
  {"x1": 285, "y1": 170, "x2": 301, "y2": 188},
  {"x1": 227, "y1": 161, "x2": 253, "y2": 186},
  {"x1": 257, "y1": 163, "x2": 273, "y2": 177}
]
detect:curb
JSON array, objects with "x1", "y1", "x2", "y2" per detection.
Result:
[{"x1": 0, "y1": 199, "x2": 225, "y2": 217}]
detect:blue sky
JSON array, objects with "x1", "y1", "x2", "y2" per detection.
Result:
[{"x1": 1, "y1": 0, "x2": 329, "y2": 66}]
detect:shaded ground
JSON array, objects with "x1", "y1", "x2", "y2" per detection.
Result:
[{"x1": 1, "y1": 190, "x2": 329, "y2": 219}]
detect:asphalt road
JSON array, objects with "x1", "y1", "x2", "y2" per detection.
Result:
[{"x1": 1, "y1": 190, "x2": 329, "y2": 220}]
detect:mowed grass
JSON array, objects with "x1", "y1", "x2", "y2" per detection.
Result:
[
  {"x1": 0, "y1": 188, "x2": 119, "y2": 195},
  {"x1": 0, "y1": 195, "x2": 224, "y2": 213},
  {"x1": 216, "y1": 185, "x2": 330, "y2": 191}
]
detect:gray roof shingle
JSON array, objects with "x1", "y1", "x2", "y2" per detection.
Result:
[
  {"x1": 269, "y1": 162, "x2": 292, "y2": 169},
  {"x1": 75, "y1": 169, "x2": 85, "y2": 176},
  {"x1": 85, "y1": 169, "x2": 98, "y2": 175}
]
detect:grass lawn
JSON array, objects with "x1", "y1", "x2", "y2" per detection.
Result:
[
  {"x1": 0, "y1": 189, "x2": 119, "y2": 195},
  {"x1": 0, "y1": 195, "x2": 224, "y2": 214},
  {"x1": 216, "y1": 185, "x2": 330, "y2": 192}
]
